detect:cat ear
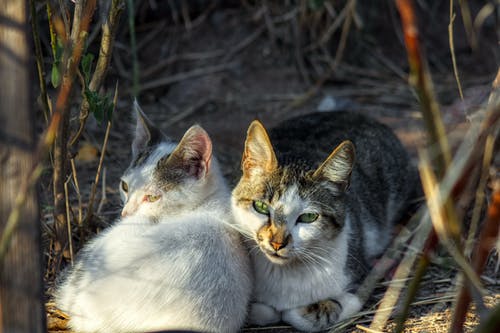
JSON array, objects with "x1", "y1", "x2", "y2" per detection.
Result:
[
  {"x1": 313, "y1": 141, "x2": 355, "y2": 191},
  {"x1": 164, "y1": 125, "x2": 213, "y2": 179},
  {"x1": 132, "y1": 100, "x2": 164, "y2": 158},
  {"x1": 241, "y1": 120, "x2": 278, "y2": 178}
]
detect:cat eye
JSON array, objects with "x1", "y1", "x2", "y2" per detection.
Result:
[
  {"x1": 144, "y1": 194, "x2": 161, "y2": 203},
  {"x1": 297, "y1": 212, "x2": 319, "y2": 223},
  {"x1": 120, "y1": 181, "x2": 128, "y2": 193},
  {"x1": 253, "y1": 200, "x2": 270, "y2": 215}
]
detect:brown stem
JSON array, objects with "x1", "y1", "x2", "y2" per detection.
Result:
[
  {"x1": 70, "y1": 0, "x2": 125, "y2": 146},
  {"x1": 451, "y1": 185, "x2": 500, "y2": 333},
  {"x1": 52, "y1": 0, "x2": 97, "y2": 259},
  {"x1": 393, "y1": 1, "x2": 463, "y2": 331}
]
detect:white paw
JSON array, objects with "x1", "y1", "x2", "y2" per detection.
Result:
[
  {"x1": 337, "y1": 292, "x2": 362, "y2": 320},
  {"x1": 282, "y1": 299, "x2": 342, "y2": 332},
  {"x1": 248, "y1": 302, "x2": 281, "y2": 326}
]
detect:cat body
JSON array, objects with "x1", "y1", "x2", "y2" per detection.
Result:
[
  {"x1": 232, "y1": 111, "x2": 417, "y2": 331},
  {"x1": 55, "y1": 102, "x2": 252, "y2": 333}
]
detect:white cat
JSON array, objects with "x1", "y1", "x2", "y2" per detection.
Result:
[{"x1": 55, "y1": 102, "x2": 252, "y2": 333}]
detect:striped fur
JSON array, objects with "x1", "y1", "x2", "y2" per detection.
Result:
[{"x1": 232, "y1": 112, "x2": 418, "y2": 331}]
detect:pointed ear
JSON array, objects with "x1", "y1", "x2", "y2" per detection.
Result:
[
  {"x1": 241, "y1": 120, "x2": 278, "y2": 178},
  {"x1": 132, "y1": 100, "x2": 164, "y2": 158},
  {"x1": 164, "y1": 125, "x2": 213, "y2": 179},
  {"x1": 313, "y1": 141, "x2": 355, "y2": 191}
]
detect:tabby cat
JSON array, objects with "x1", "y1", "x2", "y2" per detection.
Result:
[
  {"x1": 232, "y1": 111, "x2": 417, "y2": 332},
  {"x1": 55, "y1": 102, "x2": 252, "y2": 333}
]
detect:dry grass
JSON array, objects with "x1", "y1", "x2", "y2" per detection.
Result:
[{"x1": 34, "y1": 1, "x2": 500, "y2": 332}]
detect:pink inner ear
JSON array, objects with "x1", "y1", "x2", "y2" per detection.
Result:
[{"x1": 182, "y1": 127, "x2": 212, "y2": 179}]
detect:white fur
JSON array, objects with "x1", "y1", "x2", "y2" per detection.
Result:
[
  {"x1": 232, "y1": 185, "x2": 362, "y2": 332},
  {"x1": 56, "y1": 129, "x2": 252, "y2": 333},
  {"x1": 120, "y1": 142, "x2": 229, "y2": 221},
  {"x1": 56, "y1": 210, "x2": 252, "y2": 333},
  {"x1": 120, "y1": 142, "x2": 176, "y2": 218},
  {"x1": 281, "y1": 292, "x2": 362, "y2": 332}
]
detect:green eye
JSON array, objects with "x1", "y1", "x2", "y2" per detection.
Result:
[
  {"x1": 145, "y1": 194, "x2": 161, "y2": 202},
  {"x1": 121, "y1": 181, "x2": 128, "y2": 193},
  {"x1": 297, "y1": 212, "x2": 319, "y2": 223},
  {"x1": 253, "y1": 200, "x2": 270, "y2": 215}
]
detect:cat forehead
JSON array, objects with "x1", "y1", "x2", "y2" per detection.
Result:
[
  {"x1": 265, "y1": 167, "x2": 312, "y2": 198},
  {"x1": 260, "y1": 167, "x2": 341, "y2": 206},
  {"x1": 129, "y1": 141, "x2": 177, "y2": 169},
  {"x1": 123, "y1": 142, "x2": 177, "y2": 183},
  {"x1": 272, "y1": 184, "x2": 306, "y2": 215}
]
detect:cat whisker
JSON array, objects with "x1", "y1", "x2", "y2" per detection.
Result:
[
  {"x1": 248, "y1": 244, "x2": 263, "y2": 256},
  {"x1": 221, "y1": 221, "x2": 254, "y2": 238}
]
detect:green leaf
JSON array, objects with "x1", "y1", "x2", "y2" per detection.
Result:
[
  {"x1": 52, "y1": 38, "x2": 63, "y2": 62},
  {"x1": 85, "y1": 88, "x2": 114, "y2": 125},
  {"x1": 51, "y1": 63, "x2": 61, "y2": 88},
  {"x1": 81, "y1": 53, "x2": 95, "y2": 86}
]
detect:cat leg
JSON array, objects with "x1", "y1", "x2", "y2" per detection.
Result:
[
  {"x1": 248, "y1": 302, "x2": 281, "y2": 326},
  {"x1": 282, "y1": 293, "x2": 362, "y2": 332}
]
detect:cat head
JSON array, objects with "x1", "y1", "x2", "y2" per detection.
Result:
[
  {"x1": 232, "y1": 120, "x2": 355, "y2": 265},
  {"x1": 120, "y1": 101, "x2": 221, "y2": 221}
]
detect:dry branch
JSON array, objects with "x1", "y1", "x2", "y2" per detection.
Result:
[
  {"x1": 52, "y1": 0, "x2": 97, "y2": 259},
  {"x1": 451, "y1": 183, "x2": 500, "y2": 333},
  {"x1": 70, "y1": 0, "x2": 125, "y2": 146},
  {"x1": 82, "y1": 84, "x2": 118, "y2": 230}
]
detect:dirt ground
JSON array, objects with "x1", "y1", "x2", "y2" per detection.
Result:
[{"x1": 44, "y1": 1, "x2": 499, "y2": 332}]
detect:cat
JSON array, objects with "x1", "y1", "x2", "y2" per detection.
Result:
[
  {"x1": 231, "y1": 111, "x2": 418, "y2": 332},
  {"x1": 55, "y1": 101, "x2": 252, "y2": 333}
]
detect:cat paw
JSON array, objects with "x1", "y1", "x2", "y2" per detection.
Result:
[
  {"x1": 248, "y1": 302, "x2": 281, "y2": 326},
  {"x1": 282, "y1": 299, "x2": 342, "y2": 332}
]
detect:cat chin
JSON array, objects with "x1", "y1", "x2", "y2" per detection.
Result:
[{"x1": 263, "y1": 252, "x2": 291, "y2": 265}]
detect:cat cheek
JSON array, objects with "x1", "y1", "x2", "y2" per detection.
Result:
[{"x1": 121, "y1": 200, "x2": 139, "y2": 217}]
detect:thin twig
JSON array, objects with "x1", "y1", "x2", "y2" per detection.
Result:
[
  {"x1": 458, "y1": 0, "x2": 477, "y2": 49},
  {"x1": 138, "y1": 62, "x2": 237, "y2": 92},
  {"x1": 140, "y1": 49, "x2": 225, "y2": 79},
  {"x1": 369, "y1": 212, "x2": 433, "y2": 332},
  {"x1": 70, "y1": 0, "x2": 125, "y2": 146},
  {"x1": 449, "y1": 0, "x2": 464, "y2": 100},
  {"x1": 97, "y1": 167, "x2": 107, "y2": 214},
  {"x1": 356, "y1": 325, "x2": 384, "y2": 333},
  {"x1": 70, "y1": 158, "x2": 83, "y2": 229},
  {"x1": 397, "y1": 0, "x2": 452, "y2": 175},
  {"x1": 451, "y1": 137, "x2": 499, "y2": 332},
  {"x1": 127, "y1": 0, "x2": 139, "y2": 97},
  {"x1": 164, "y1": 98, "x2": 211, "y2": 127},
  {"x1": 57, "y1": 0, "x2": 71, "y2": 40},
  {"x1": 83, "y1": 84, "x2": 117, "y2": 224},
  {"x1": 30, "y1": 0, "x2": 51, "y2": 124},
  {"x1": 419, "y1": 156, "x2": 485, "y2": 296},
  {"x1": 223, "y1": 26, "x2": 266, "y2": 62},
  {"x1": 46, "y1": 2, "x2": 57, "y2": 62},
  {"x1": 284, "y1": 0, "x2": 356, "y2": 112},
  {"x1": 63, "y1": 177, "x2": 74, "y2": 265},
  {"x1": 136, "y1": 21, "x2": 166, "y2": 51},
  {"x1": 292, "y1": 13, "x2": 311, "y2": 85},
  {"x1": 52, "y1": 0, "x2": 97, "y2": 259},
  {"x1": 465, "y1": 136, "x2": 495, "y2": 258}
]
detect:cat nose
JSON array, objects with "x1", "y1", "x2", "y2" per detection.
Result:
[{"x1": 270, "y1": 238, "x2": 288, "y2": 251}]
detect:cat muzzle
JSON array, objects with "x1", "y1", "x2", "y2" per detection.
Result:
[{"x1": 270, "y1": 241, "x2": 286, "y2": 251}]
